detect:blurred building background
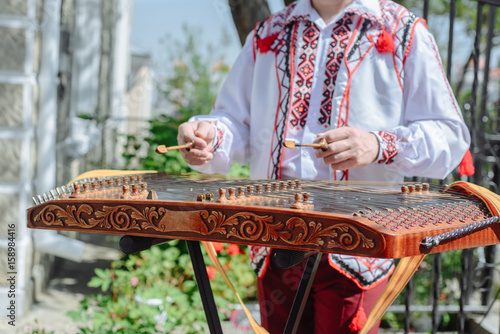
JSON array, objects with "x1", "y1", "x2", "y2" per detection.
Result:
[{"x1": 0, "y1": 0, "x2": 153, "y2": 317}]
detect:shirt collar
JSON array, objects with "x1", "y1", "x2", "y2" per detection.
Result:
[{"x1": 286, "y1": 0, "x2": 384, "y2": 26}]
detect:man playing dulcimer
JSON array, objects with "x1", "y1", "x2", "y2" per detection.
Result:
[{"x1": 177, "y1": 0, "x2": 471, "y2": 333}]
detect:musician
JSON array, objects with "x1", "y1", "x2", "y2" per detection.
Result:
[{"x1": 177, "y1": 0, "x2": 470, "y2": 333}]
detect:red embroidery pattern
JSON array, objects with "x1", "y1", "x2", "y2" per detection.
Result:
[
  {"x1": 249, "y1": 246, "x2": 271, "y2": 278},
  {"x1": 257, "y1": 33, "x2": 280, "y2": 54},
  {"x1": 290, "y1": 21, "x2": 320, "y2": 130},
  {"x1": 318, "y1": 13, "x2": 354, "y2": 128},
  {"x1": 377, "y1": 130, "x2": 398, "y2": 164}
]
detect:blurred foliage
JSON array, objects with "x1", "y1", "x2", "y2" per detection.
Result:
[
  {"x1": 67, "y1": 240, "x2": 256, "y2": 334},
  {"x1": 398, "y1": 0, "x2": 478, "y2": 25}
]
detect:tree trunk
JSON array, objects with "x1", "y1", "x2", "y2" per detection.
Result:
[{"x1": 228, "y1": 0, "x2": 271, "y2": 45}]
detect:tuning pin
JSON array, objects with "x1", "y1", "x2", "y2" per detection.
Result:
[
  {"x1": 216, "y1": 188, "x2": 227, "y2": 203},
  {"x1": 303, "y1": 192, "x2": 312, "y2": 203},
  {"x1": 70, "y1": 184, "x2": 82, "y2": 198},
  {"x1": 130, "y1": 184, "x2": 138, "y2": 197},
  {"x1": 82, "y1": 183, "x2": 90, "y2": 196},
  {"x1": 237, "y1": 186, "x2": 246, "y2": 201},
  {"x1": 401, "y1": 185, "x2": 408, "y2": 195},
  {"x1": 246, "y1": 185, "x2": 254, "y2": 198},
  {"x1": 121, "y1": 185, "x2": 131, "y2": 199},
  {"x1": 279, "y1": 181, "x2": 287, "y2": 191},
  {"x1": 227, "y1": 187, "x2": 237, "y2": 201},
  {"x1": 141, "y1": 183, "x2": 149, "y2": 196},
  {"x1": 291, "y1": 193, "x2": 304, "y2": 209}
]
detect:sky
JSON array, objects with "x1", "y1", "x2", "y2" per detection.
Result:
[{"x1": 130, "y1": 0, "x2": 285, "y2": 74}]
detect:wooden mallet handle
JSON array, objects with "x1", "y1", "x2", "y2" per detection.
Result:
[
  {"x1": 284, "y1": 138, "x2": 328, "y2": 151},
  {"x1": 155, "y1": 141, "x2": 194, "y2": 154}
]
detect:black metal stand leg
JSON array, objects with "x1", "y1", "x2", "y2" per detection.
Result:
[
  {"x1": 283, "y1": 252, "x2": 322, "y2": 334},
  {"x1": 186, "y1": 240, "x2": 223, "y2": 334}
]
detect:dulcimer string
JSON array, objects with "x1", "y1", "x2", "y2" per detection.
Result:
[
  {"x1": 77, "y1": 174, "x2": 478, "y2": 201},
  {"x1": 64, "y1": 172, "x2": 486, "y2": 219},
  {"x1": 112, "y1": 174, "x2": 486, "y2": 217}
]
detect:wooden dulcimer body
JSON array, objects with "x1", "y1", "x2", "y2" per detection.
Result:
[{"x1": 27, "y1": 172, "x2": 500, "y2": 259}]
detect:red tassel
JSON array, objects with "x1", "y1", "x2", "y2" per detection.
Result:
[
  {"x1": 458, "y1": 149, "x2": 475, "y2": 176},
  {"x1": 349, "y1": 306, "x2": 367, "y2": 332},
  {"x1": 349, "y1": 291, "x2": 367, "y2": 332},
  {"x1": 376, "y1": 29, "x2": 394, "y2": 54},
  {"x1": 257, "y1": 33, "x2": 279, "y2": 54}
]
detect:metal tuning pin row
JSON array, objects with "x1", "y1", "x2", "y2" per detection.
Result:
[
  {"x1": 68, "y1": 175, "x2": 149, "y2": 200},
  {"x1": 32, "y1": 185, "x2": 72, "y2": 205},
  {"x1": 31, "y1": 175, "x2": 149, "y2": 204},
  {"x1": 197, "y1": 179, "x2": 307, "y2": 208},
  {"x1": 120, "y1": 183, "x2": 149, "y2": 199}
]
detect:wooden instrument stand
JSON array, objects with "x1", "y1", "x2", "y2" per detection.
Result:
[{"x1": 119, "y1": 235, "x2": 320, "y2": 334}]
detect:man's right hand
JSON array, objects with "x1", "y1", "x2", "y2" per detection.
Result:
[{"x1": 177, "y1": 121, "x2": 215, "y2": 165}]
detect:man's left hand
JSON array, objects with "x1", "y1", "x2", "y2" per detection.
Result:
[{"x1": 314, "y1": 127, "x2": 379, "y2": 170}]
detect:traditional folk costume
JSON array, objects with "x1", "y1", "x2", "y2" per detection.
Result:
[{"x1": 190, "y1": 0, "x2": 470, "y2": 332}]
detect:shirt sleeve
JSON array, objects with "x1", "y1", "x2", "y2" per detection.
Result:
[
  {"x1": 188, "y1": 32, "x2": 255, "y2": 175},
  {"x1": 381, "y1": 21, "x2": 471, "y2": 179}
]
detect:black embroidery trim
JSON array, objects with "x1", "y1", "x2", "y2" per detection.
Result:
[
  {"x1": 347, "y1": 20, "x2": 371, "y2": 61},
  {"x1": 330, "y1": 255, "x2": 393, "y2": 287}
]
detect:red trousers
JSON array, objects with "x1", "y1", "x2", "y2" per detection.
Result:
[{"x1": 257, "y1": 254, "x2": 387, "y2": 334}]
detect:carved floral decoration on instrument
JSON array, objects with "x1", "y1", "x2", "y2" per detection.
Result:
[
  {"x1": 199, "y1": 210, "x2": 374, "y2": 250},
  {"x1": 34, "y1": 204, "x2": 101, "y2": 229},
  {"x1": 32, "y1": 203, "x2": 377, "y2": 253}
]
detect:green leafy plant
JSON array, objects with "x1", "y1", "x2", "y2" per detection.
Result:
[{"x1": 67, "y1": 240, "x2": 256, "y2": 334}]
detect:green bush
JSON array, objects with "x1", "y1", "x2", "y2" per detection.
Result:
[{"x1": 67, "y1": 240, "x2": 256, "y2": 334}]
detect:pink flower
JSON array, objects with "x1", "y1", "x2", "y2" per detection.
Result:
[
  {"x1": 226, "y1": 244, "x2": 242, "y2": 255},
  {"x1": 131, "y1": 277, "x2": 139, "y2": 286},
  {"x1": 212, "y1": 242, "x2": 224, "y2": 253},
  {"x1": 206, "y1": 266, "x2": 216, "y2": 280}
]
